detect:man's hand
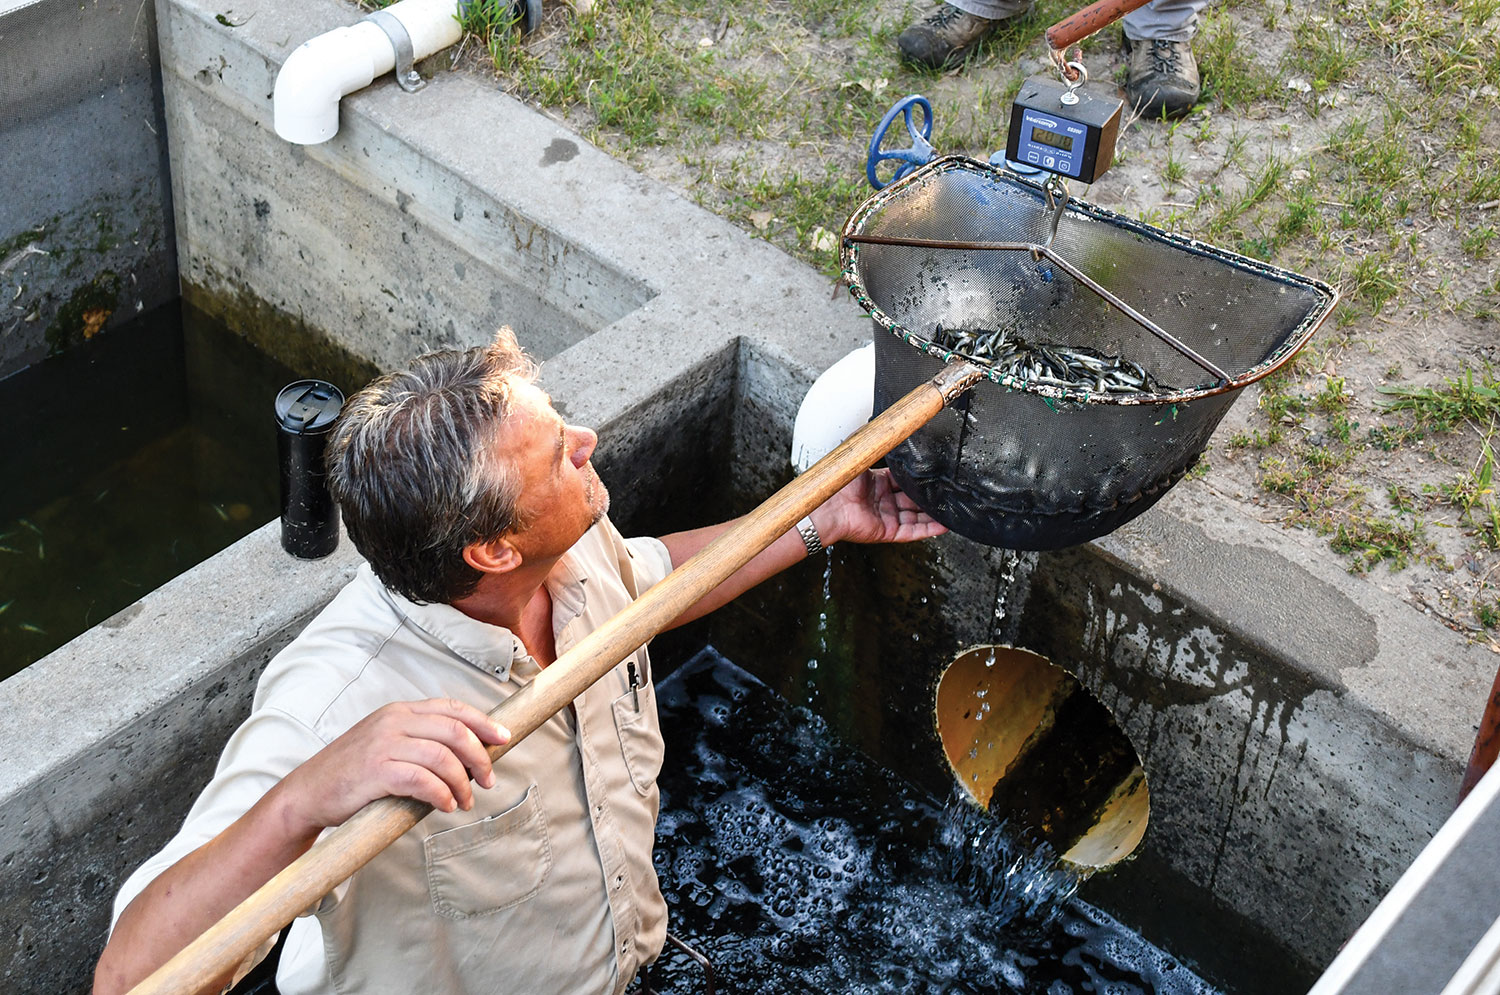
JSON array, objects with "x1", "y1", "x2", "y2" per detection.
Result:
[
  {"x1": 275, "y1": 698, "x2": 511, "y2": 837},
  {"x1": 811, "y1": 468, "x2": 947, "y2": 546},
  {"x1": 94, "y1": 698, "x2": 510, "y2": 995},
  {"x1": 657, "y1": 468, "x2": 944, "y2": 630}
]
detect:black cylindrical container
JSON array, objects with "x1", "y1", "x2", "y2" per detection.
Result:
[{"x1": 275, "y1": 379, "x2": 344, "y2": 559}]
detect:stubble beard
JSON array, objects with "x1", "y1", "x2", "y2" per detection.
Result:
[{"x1": 585, "y1": 464, "x2": 610, "y2": 525}]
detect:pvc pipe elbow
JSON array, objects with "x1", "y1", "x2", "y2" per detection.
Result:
[
  {"x1": 273, "y1": 23, "x2": 387, "y2": 144},
  {"x1": 790, "y1": 342, "x2": 877, "y2": 473},
  {"x1": 272, "y1": 0, "x2": 463, "y2": 145}
]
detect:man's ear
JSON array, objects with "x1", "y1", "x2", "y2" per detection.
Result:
[{"x1": 463, "y1": 536, "x2": 522, "y2": 576}]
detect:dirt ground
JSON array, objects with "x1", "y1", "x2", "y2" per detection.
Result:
[{"x1": 455, "y1": 0, "x2": 1500, "y2": 639}]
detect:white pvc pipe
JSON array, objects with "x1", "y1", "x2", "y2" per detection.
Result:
[
  {"x1": 1307, "y1": 762, "x2": 1500, "y2": 995},
  {"x1": 790, "y1": 342, "x2": 876, "y2": 474},
  {"x1": 272, "y1": 0, "x2": 463, "y2": 145},
  {"x1": 1441, "y1": 914, "x2": 1500, "y2": 995}
]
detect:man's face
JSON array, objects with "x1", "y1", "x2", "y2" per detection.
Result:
[{"x1": 495, "y1": 379, "x2": 609, "y2": 562}]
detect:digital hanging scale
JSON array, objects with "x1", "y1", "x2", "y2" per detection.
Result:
[{"x1": 1005, "y1": 75, "x2": 1122, "y2": 185}]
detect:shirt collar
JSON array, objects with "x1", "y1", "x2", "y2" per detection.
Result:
[{"x1": 364, "y1": 544, "x2": 592, "y2": 682}]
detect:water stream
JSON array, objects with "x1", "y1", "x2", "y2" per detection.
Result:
[
  {"x1": 647, "y1": 649, "x2": 1223, "y2": 995},
  {"x1": 990, "y1": 548, "x2": 1039, "y2": 648}
]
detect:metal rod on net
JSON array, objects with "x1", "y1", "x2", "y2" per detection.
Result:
[
  {"x1": 123, "y1": 358, "x2": 987, "y2": 995},
  {"x1": 845, "y1": 233, "x2": 1231, "y2": 384}
]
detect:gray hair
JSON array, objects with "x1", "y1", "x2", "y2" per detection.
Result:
[{"x1": 326, "y1": 327, "x2": 538, "y2": 603}]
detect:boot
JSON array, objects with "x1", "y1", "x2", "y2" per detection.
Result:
[
  {"x1": 1123, "y1": 37, "x2": 1200, "y2": 119},
  {"x1": 897, "y1": 2, "x2": 1031, "y2": 70}
]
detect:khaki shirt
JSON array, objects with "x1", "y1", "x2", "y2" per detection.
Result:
[{"x1": 113, "y1": 518, "x2": 674, "y2": 995}]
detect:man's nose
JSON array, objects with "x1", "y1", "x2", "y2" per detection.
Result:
[{"x1": 568, "y1": 426, "x2": 598, "y2": 467}]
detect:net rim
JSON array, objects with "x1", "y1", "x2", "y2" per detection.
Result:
[{"x1": 840, "y1": 155, "x2": 1340, "y2": 407}]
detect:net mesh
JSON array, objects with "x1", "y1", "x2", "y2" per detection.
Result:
[{"x1": 843, "y1": 157, "x2": 1337, "y2": 550}]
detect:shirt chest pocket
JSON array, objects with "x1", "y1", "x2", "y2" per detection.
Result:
[
  {"x1": 423, "y1": 783, "x2": 553, "y2": 919},
  {"x1": 612, "y1": 676, "x2": 664, "y2": 796}
]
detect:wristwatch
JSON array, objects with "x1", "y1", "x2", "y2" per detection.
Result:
[{"x1": 796, "y1": 515, "x2": 823, "y2": 557}]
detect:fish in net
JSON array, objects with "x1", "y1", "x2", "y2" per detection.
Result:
[{"x1": 932, "y1": 325, "x2": 1174, "y2": 395}]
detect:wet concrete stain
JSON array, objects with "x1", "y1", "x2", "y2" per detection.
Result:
[
  {"x1": 540, "y1": 138, "x2": 579, "y2": 166},
  {"x1": 1011, "y1": 543, "x2": 1417, "y2": 942},
  {"x1": 101, "y1": 604, "x2": 143, "y2": 630},
  {"x1": 1102, "y1": 511, "x2": 1378, "y2": 686}
]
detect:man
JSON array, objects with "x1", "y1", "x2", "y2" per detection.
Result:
[
  {"x1": 94, "y1": 327, "x2": 943, "y2": 995},
  {"x1": 897, "y1": 0, "x2": 1208, "y2": 120}
]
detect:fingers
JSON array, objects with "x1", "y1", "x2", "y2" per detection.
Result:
[
  {"x1": 408, "y1": 697, "x2": 511, "y2": 746},
  {"x1": 852, "y1": 469, "x2": 944, "y2": 540},
  {"x1": 895, "y1": 516, "x2": 948, "y2": 541},
  {"x1": 284, "y1": 697, "x2": 519, "y2": 830},
  {"x1": 356, "y1": 699, "x2": 513, "y2": 813},
  {"x1": 384, "y1": 737, "x2": 476, "y2": 813},
  {"x1": 385, "y1": 706, "x2": 505, "y2": 802},
  {"x1": 387, "y1": 761, "x2": 467, "y2": 814}
]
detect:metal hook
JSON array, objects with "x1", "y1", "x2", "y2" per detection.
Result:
[
  {"x1": 1049, "y1": 44, "x2": 1086, "y2": 89},
  {"x1": 1032, "y1": 174, "x2": 1070, "y2": 261}
]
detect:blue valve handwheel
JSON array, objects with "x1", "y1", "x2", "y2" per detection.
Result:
[{"x1": 866, "y1": 95, "x2": 935, "y2": 191}]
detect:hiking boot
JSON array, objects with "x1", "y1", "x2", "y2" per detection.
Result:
[
  {"x1": 1123, "y1": 37, "x2": 1200, "y2": 119},
  {"x1": 898, "y1": 2, "x2": 1030, "y2": 70}
]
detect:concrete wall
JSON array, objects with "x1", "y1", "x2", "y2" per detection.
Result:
[
  {"x1": 3, "y1": 0, "x2": 1498, "y2": 988},
  {"x1": 0, "y1": 0, "x2": 177, "y2": 376}
]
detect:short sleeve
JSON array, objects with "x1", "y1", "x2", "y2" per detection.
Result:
[
  {"x1": 109, "y1": 706, "x2": 331, "y2": 931},
  {"x1": 623, "y1": 536, "x2": 674, "y2": 591}
]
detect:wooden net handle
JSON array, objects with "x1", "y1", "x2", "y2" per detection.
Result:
[{"x1": 1045, "y1": 0, "x2": 1156, "y2": 53}]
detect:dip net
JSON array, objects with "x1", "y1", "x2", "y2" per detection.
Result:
[{"x1": 841, "y1": 156, "x2": 1338, "y2": 550}]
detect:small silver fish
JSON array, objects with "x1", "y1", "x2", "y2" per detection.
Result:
[{"x1": 930, "y1": 325, "x2": 1172, "y2": 394}]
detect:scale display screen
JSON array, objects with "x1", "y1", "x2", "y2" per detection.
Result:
[{"x1": 1030, "y1": 127, "x2": 1075, "y2": 152}]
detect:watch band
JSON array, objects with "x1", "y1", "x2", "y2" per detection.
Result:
[{"x1": 796, "y1": 515, "x2": 823, "y2": 557}]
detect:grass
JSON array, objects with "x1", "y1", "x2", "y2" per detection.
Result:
[
  {"x1": 1328, "y1": 514, "x2": 1426, "y2": 571},
  {"x1": 1285, "y1": 17, "x2": 1361, "y2": 108},
  {"x1": 1195, "y1": 8, "x2": 1282, "y2": 109},
  {"x1": 1242, "y1": 360, "x2": 1500, "y2": 627},
  {"x1": 1377, "y1": 366, "x2": 1500, "y2": 432}
]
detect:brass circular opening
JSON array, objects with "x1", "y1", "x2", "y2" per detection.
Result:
[{"x1": 935, "y1": 644, "x2": 1149, "y2": 869}]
